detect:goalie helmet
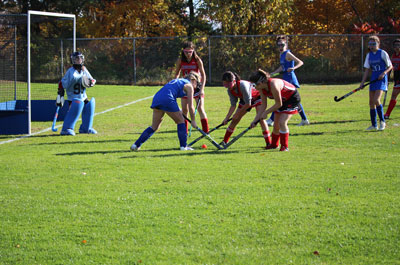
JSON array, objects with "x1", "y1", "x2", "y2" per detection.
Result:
[{"x1": 70, "y1": 51, "x2": 85, "y2": 66}]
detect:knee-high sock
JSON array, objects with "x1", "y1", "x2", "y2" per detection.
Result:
[
  {"x1": 279, "y1": 131, "x2": 289, "y2": 148},
  {"x1": 223, "y1": 127, "x2": 235, "y2": 143},
  {"x1": 270, "y1": 133, "x2": 280, "y2": 148},
  {"x1": 376, "y1": 104, "x2": 384, "y2": 122},
  {"x1": 370, "y1": 108, "x2": 377, "y2": 127},
  {"x1": 263, "y1": 130, "x2": 271, "y2": 146},
  {"x1": 298, "y1": 103, "x2": 308, "y2": 120},
  {"x1": 177, "y1": 123, "x2": 187, "y2": 147},
  {"x1": 201, "y1": 118, "x2": 209, "y2": 133},
  {"x1": 269, "y1": 112, "x2": 275, "y2": 121},
  {"x1": 385, "y1": 99, "x2": 397, "y2": 117},
  {"x1": 135, "y1": 126, "x2": 155, "y2": 147}
]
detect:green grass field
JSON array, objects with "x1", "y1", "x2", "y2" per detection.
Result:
[{"x1": 1, "y1": 83, "x2": 399, "y2": 264}]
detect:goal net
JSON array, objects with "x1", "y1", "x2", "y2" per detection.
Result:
[{"x1": 0, "y1": 11, "x2": 75, "y2": 134}]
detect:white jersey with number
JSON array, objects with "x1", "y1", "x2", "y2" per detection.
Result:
[{"x1": 61, "y1": 66, "x2": 94, "y2": 101}]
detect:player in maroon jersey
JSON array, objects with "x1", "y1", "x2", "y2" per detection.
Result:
[
  {"x1": 220, "y1": 71, "x2": 271, "y2": 148},
  {"x1": 249, "y1": 69, "x2": 301, "y2": 151},
  {"x1": 174, "y1": 41, "x2": 209, "y2": 133},
  {"x1": 385, "y1": 38, "x2": 400, "y2": 119}
]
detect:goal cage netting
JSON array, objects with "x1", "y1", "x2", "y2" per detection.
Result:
[{"x1": 0, "y1": 10, "x2": 75, "y2": 135}]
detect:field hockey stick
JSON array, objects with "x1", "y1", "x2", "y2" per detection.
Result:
[
  {"x1": 51, "y1": 106, "x2": 60, "y2": 132},
  {"x1": 188, "y1": 118, "x2": 233, "y2": 147},
  {"x1": 183, "y1": 115, "x2": 223, "y2": 149},
  {"x1": 188, "y1": 97, "x2": 201, "y2": 137},
  {"x1": 383, "y1": 90, "x2": 388, "y2": 107},
  {"x1": 334, "y1": 79, "x2": 379, "y2": 102},
  {"x1": 223, "y1": 120, "x2": 260, "y2": 150}
]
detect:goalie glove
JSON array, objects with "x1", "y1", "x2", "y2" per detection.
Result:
[{"x1": 56, "y1": 94, "x2": 65, "y2": 107}]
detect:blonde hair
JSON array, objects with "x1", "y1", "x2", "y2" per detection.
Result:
[
  {"x1": 185, "y1": 71, "x2": 201, "y2": 83},
  {"x1": 368, "y1": 35, "x2": 380, "y2": 45}
]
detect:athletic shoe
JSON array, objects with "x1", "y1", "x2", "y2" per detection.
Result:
[
  {"x1": 366, "y1": 125, "x2": 378, "y2": 131},
  {"x1": 265, "y1": 145, "x2": 278, "y2": 150},
  {"x1": 267, "y1": 118, "x2": 274, "y2": 126},
  {"x1": 180, "y1": 146, "x2": 194, "y2": 151},
  {"x1": 130, "y1": 143, "x2": 141, "y2": 151},
  {"x1": 79, "y1": 128, "x2": 97, "y2": 134},
  {"x1": 60, "y1": 129, "x2": 75, "y2": 136},
  {"x1": 384, "y1": 114, "x2": 389, "y2": 120},
  {"x1": 279, "y1": 146, "x2": 289, "y2": 151},
  {"x1": 297, "y1": 119, "x2": 310, "y2": 126},
  {"x1": 379, "y1": 121, "x2": 386, "y2": 131}
]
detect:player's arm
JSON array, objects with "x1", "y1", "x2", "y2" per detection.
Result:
[
  {"x1": 380, "y1": 51, "x2": 393, "y2": 80},
  {"x1": 174, "y1": 58, "x2": 182, "y2": 79},
  {"x1": 251, "y1": 92, "x2": 267, "y2": 127},
  {"x1": 223, "y1": 91, "x2": 237, "y2": 124},
  {"x1": 260, "y1": 79, "x2": 282, "y2": 120},
  {"x1": 286, "y1": 51, "x2": 303, "y2": 72},
  {"x1": 196, "y1": 56, "x2": 207, "y2": 93},
  {"x1": 183, "y1": 83, "x2": 197, "y2": 128},
  {"x1": 84, "y1": 68, "x2": 96, "y2": 87}
]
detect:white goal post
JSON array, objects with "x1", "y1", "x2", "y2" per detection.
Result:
[{"x1": 27, "y1": 10, "x2": 76, "y2": 134}]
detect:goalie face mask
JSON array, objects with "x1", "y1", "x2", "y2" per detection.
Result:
[{"x1": 71, "y1": 52, "x2": 85, "y2": 66}]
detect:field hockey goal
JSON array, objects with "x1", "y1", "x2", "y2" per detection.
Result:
[{"x1": 0, "y1": 10, "x2": 76, "y2": 135}]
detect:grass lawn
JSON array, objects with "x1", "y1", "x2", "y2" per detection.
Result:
[{"x1": 0, "y1": 83, "x2": 399, "y2": 264}]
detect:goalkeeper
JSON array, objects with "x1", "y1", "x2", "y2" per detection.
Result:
[{"x1": 57, "y1": 51, "x2": 97, "y2": 136}]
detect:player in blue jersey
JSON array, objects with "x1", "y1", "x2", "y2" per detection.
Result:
[
  {"x1": 360, "y1": 35, "x2": 393, "y2": 131},
  {"x1": 130, "y1": 72, "x2": 199, "y2": 151},
  {"x1": 268, "y1": 35, "x2": 309, "y2": 126},
  {"x1": 57, "y1": 51, "x2": 97, "y2": 136}
]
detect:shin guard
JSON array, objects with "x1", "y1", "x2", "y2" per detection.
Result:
[
  {"x1": 61, "y1": 98, "x2": 84, "y2": 134},
  {"x1": 263, "y1": 130, "x2": 271, "y2": 146},
  {"x1": 135, "y1": 126, "x2": 155, "y2": 147},
  {"x1": 370, "y1": 108, "x2": 377, "y2": 127},
  {"x1": 201, "y1": 118, "x2": 209, "y2": 133},
  {"x1": 79, "y1": 98, "x2": 96, "y2": 133},
  {"x1": 279, "y1": 131, "x2": 289, "y2": 149},
  {"x1": 376, "y1": 104, "x2": 384, "y2": 122},
  {"x1": 385, "y1": 99, "x2": 397, "y2": 117},
  {"x1": 223, "y1": 127, "x2": 235, "y2": 143},
  {"x1": 177, "y1": 123, "x2": 187, "y2": 147}
]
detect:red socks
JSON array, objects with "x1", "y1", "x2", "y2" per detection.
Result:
[
  {"x1": 223, "y1": 127, "x2": 235, "y2": 143},
  {"x1": 263, "y1": 130, "x2": 271, "y2": 146},
  {"x1": 385, "y1": 99, "x2": 397, "y2": 117},
  {"x1": 201, "y1": 118, "x2": 209, "y2": 133},
  {"x1": 267, "y1": 133, "x2": 280, "y2": 149},
  {"x1": 184, "y1": 119, "x2": 189, "y2": 134},
  {"x1": 280, "y1": 132, "x2": 289, "y2": 149}
]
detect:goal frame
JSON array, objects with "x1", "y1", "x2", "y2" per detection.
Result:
[{"x1": 26, "y1": 10, "x2": 76, "y2": 134}]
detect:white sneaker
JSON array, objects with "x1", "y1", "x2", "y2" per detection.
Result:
[
  {"x1": 267, "y1": 118, "x2": 274, "y2": 126},
  {"x1": 130, "y1": 143, "x2": 140, "y2": 151},
  {"x1": 366, "y1": 125, "x2": 378, "y2": 131},
  {"x1": 180, "y1": 146, "x2": 194, "y2": 151},
  {"x1": 297, "y1": 119, "x2": 310, "y2": 126},
  {"x1": 379, "y1": 121, "x2": 386, "y2": 131}
]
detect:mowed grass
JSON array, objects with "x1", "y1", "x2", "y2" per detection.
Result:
[{"x1": 0, "y1": 83, "x2": 399, "y2": 264}]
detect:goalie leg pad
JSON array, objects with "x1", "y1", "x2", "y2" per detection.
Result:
[
  {"x1": 79, "y1": 97, "x2": 97, "y2": 134},
  {"x1": 61, "y1": 98, "x2": 84, "y2": 135}
]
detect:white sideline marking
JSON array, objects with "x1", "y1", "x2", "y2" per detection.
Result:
[{"x1": 0, "y1": 95, "x2": 153, "y2": 145}]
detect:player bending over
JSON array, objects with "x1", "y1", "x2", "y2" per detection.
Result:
[
  {"x1": 57, "y1": 51, "x2": 97, "y2": 136},
  {"x1": 385, "y1": 38, "x2": 400, "y2": 119},
  {"x1": 130, "y1": 72, "x2": 199, "y2": 151},
  {"x1": 249, "y1": 69, "x2": 301, "y2": 151},
  {"x1": 220, "y1": 71, "x2": 271, "y2": 148}
]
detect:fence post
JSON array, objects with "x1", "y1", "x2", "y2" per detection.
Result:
[
  {"x1": 14, "y1": 24, "x2": 17, "y2": 100},
  {"x1": 361, "y1": 35, "x2": 364, "y2": 72},
  {"x1": 60, "y1": 39, "x2": 64, "y2": 78},
  {"x1": 208, "y1": 37, "x2": 211, "y2": 85},
  {"x1": 133, "y1": 38, "x2": 136, "y2": 85}
]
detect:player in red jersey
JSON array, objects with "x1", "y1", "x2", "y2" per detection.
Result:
[
  {"x1": 220, "y1": 71, "x2": 271, "y2": 148},
  {"x1": 385, "y1": 38, "x2": 400, "y2": 119},
  {"x1": 174, "y1": 41, "x2": 209, "y2": 133},
  {"x1": 249, "y1": 69, "x2": 301, "y2": 151}
]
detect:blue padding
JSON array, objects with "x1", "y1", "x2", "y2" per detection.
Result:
[
  {"x1": 0, "y1": 100, "x2": 17, "y2": 111},
  {"x1": 31, "y1": 100, "x2": 69, "y2": 121},
  {"x1": 61, "y1": 98, "x2": 84, "y2": 133},
  {"x1": 79, "y1": 98, "x2": 95, "y2": 133}
]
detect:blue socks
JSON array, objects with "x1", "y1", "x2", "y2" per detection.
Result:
[
  {"x1": 177, "y1": 123, "x2": 187, "y2": 147},
  {"x1": 370, "y1": 108, "x2": 377, "y2": 127},
  {"x1": 376, "y1": 104, "x2": 385, "y2": 123},
  {"x1": 269, "y1": 112, "x2": 275, "y2": 121},
  {"x1": 298, "y1": 103, "x2": 308, "y2": 120},
  {"x1": 135, "y1": 126, "x2": 155, "y2": 147}
]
